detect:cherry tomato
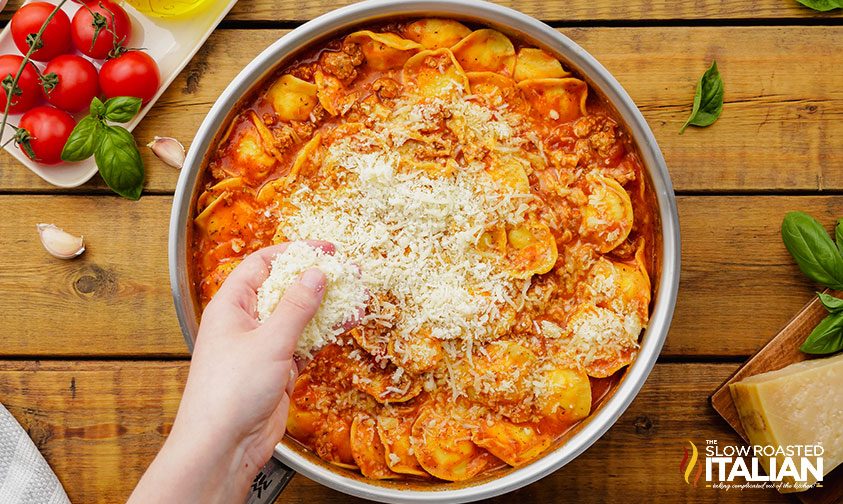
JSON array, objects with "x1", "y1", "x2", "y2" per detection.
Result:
[
  {"x1": 41, "y1": 55, "x2": 99, "y2": 113},
  {"x1": 10, "y1": 2, "x2": 72, "y2": 62},
  {"x1": 0, "y1": 54, "x2": 42, "y2": 114},
  {"x1": 71, "y1": 0, "x2": 132, "y2": 59},
  {"x1": 99, "y1": 50, "x2": 159, "y2": 103},
  {"x1": 18, "y1": 106, "x2": 76, "y2": 165}
]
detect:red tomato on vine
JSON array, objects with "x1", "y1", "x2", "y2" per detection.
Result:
[
  {"x1": 16, "y1": 106, "x2": 77, "y2": 164},
  {"x1": 11, "y1": 2, "x2": 72, "y2": 62},
  {"x1": 99, "y1": 50, "x2": 160, "y2": 103},
  {"x1": 71, "y1": 0, "x2": 132, "y2": 59},
  {"x1": 41, "y1": 54, "x2": 99, "y2": 113},
  {"x1": 0, "y1": 54, "x2": 42, "y2": 114}
]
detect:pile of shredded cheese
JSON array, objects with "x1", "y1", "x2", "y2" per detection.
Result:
[
  {"x1": 261, "y1": 88, "x2": 645, "y2": 399},
  {"x1": 273, "y1": 92, "x2": 535, "y2": 367},
  {"x1": 256, "y1": 242, "x2": 367, "y2": 357}
]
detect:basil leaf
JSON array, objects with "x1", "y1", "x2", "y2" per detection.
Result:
[
  {"x1": 836, "y1": 218, "x2": 843, "y2": 256},
  {"x1": 61, "y1": 116, "x2": 102, "y2": 162},
  {"x1": 817, "y1": 292, "x2": 843, "y2": 313},
  {"x1": 90, "y1": 96, "x2": 105, "y2": 118},
  {"x1": 103, "y1": 96, "x2": 142, "y2": 123},
  {"x1": 94, "y1": 125, "x2": 145, "y2": 200},
  {"x1": 781, "y1": 211, "x2": 843, "y2": 289},
  {"x1": 796, "y1": 0, "x2": 842, "y2": 12},
  {"x1": 800, "y1": 312, "x2": 843, "y2": 354},
  {"x1": 680, "y1": 61, "x2": 724, "y2": 133}
]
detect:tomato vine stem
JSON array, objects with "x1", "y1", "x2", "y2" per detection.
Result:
[{"x1": 0, "y1": 0, "x2": 70, "y2": 141}]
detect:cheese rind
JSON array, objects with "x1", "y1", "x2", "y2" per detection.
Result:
[{"x1": 729, "y1": 352, "x2": 843, "y2": 493}]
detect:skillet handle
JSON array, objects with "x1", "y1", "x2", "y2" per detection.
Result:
[{"x1": 245, "y1": 456, "x2": 296, "y2": 504}]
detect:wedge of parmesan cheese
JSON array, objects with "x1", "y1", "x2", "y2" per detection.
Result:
[
  {"x1": 256, "y1": 242, "x2": 367, "y2": 357},
  {"x1": 729, "y1": 352, "x2": 843, "y2": 493}
]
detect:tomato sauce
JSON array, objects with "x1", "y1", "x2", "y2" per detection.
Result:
[{"x1": 188, "y1": 18, "x2": 657, "y2": 483}]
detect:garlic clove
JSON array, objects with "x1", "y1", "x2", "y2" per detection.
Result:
[
  {"x1": 146, "y1": 136, "x2": 186, "y2": 169},
  {"x1": 36, "y1": 223, "x2": 85, "y2": 260}
]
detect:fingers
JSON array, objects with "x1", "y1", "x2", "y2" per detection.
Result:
[
  {"x1": 259, "y1": 268, "x2": 327, "y2": 359},
  {"x1": 210, "y1": 244, "x2": 289, "y2": 316},
  {"x1": 285, "y1": 363, "x2": 299, "y2": 398},
  {"x1": 210, "y1": 241, "x2": 335, "y2": 318}
]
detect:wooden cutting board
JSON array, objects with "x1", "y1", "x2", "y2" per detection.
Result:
[{"x1": 710, "y1": 289, "x2": 843, "y2": 504}]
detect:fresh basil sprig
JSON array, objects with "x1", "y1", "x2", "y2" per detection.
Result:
[
  {"x1": 104, "y1": 96, "x2": 142, "y2": 123},
  {"x1": 801, "y1": 312, "x2": 843, "y2": 354},
  {"x1": 781, "y1": 211, "x2": 843, "y2": 354},
  {"x1": 836, "y1": 218, "x2": 843, "y2": 255},
  {"x1": 796, "y1": 0, "x2": 842, "y2": 12},
  {"x1": 680, "y1": 61, "x2": 724, "y2": 134},
  {"x1": 61, "y1": 96, "x2": 145, "y2": 200},
  {"x1": 817, "y1": 291, "x2": 843, "y2": 313},
  {"x1": 781, "y1": 211, "x2": 843, "y2": 289},
  {"x1": 62, "y1": 116, "x2": 101, "y2": 161}
]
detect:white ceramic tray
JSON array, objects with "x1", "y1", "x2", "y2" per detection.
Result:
[{"x1": 0, "y1": 0, "x2": 238, "y2": 187}]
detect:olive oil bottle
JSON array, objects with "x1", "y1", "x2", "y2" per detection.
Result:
[{"x1": 124, "y1": 0, "x2": 213, "y2": 17}]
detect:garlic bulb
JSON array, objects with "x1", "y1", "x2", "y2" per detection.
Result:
[
  {"x1": 36, "y1": 224, "x2": 85, "y2": 259},
  {"x1": 147, "y1": 136, "x2": 185, "y2": 169}
]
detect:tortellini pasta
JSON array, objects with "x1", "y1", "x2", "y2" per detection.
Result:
[
  {"x1": 195, "y1": 176, "x2": 244, "y2": 213},
  {"x1": 565, "y1": 303, "x2": 640, "y2": 378},
  {"x1": 463, "y1": 341, "x2": 538, "y2": 415},
  {"x1": 487, "y1": 155, "x2": 531, "y2": 193},
  {"x1": 579, "y1": 171, "x2": 635, "y2": 253},
  {"x1": 350, "y1": 356, "x2": 423, "y2": 404},
  {"x1": 473, "y1": 419, "x2": 556, "y2": 467},
  {"x1": 346, "y1": 30, "x2": 422, "y2": 70},
  {"x1": 198, "y1": 259, "x2": 240, "y2": 305},
  {"x1": 266, "y1": 74, "x2": 318, "y2": 121},
  {"x1": 191, "y1": 17, "x2": 655, "y2": 484},
  {"x1": 518, "y1": 77, "x2": 588, "y2": 122},
  {"x1": 403, "y1": 19, "x2": 471, "y2": 49},
  {"x1": 287, "y1": 132, "x2": 322, "y2": 182},
  {"x1": 387, "y1": 329, "x2": 444, "y2": 374},
  {"x1": 452, "y1": 29, "x2": 516, "y2": 75},
  {"x1": 402, "y1": 48, "x2": 470, "y2": 96},
  {"x1": 410, "y1": 403, "x2": 500, "y2": 481},
  {"x1": 222, "y1": 113, "x2": 281, "y2": 183},
  {"x1": 350, "y1": 414, "x2": 400, "y2": 479},
  {"x1": 534, "y1": 365, "x2": 592, "y2": 421},
  {"x1": 514, "y1": 47, "x2": 569, "y2": 81},
  {"x1": 506, "y1": 219, "x2": 559, "y2": 278},
  {"x1": 377, "y1": 406, "x2": 429, "y2": 476},
  {"x1": 194, "y1": 187, "x2": 256, "y2": 242},
  {"x1": 314, "y1": 69, "x2": 360, "y2": 116}
]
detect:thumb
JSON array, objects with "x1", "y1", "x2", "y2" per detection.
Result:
[{"x1": 260, "y1": 268, "x2": 327, "y2": 358}]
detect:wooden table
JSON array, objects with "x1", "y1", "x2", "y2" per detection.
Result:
[{"x1": 0, "y1": 0, "x2": 840, "y2": 502}]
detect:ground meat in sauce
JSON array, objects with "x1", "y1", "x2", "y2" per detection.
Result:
[
  {"x1": 288, "y1": 62, "x2": 317, "y2": 81},
  {"x1": 190, "y1": 19, "x2": 656, "y2": 483},
  {"x1": 321, "y1": 41, "x2": 365, "y2": 82},
  {"x1": 372, "y1": 77, "x2": 402, "y2": 100},
  {"x1": 271, "y1": 123, "x2": 297, "y2": 152}
]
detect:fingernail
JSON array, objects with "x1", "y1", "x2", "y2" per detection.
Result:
[{"x1": 300, "y1": 268, "x2": 325, "y2": 292}]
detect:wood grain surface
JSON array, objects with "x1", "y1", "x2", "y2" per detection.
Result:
[
  {"x1": 710, "y1": 291, "x2": 842, "y2": 442},
  {"x1": 0, "y1": 361, "x2": 787, "y2": 504},
  {"x1": 1, "y1": 27, "x2": 842, "y2": 193},
  {"x1": 0, "y1": 195, "x2": 835, "y2": 358},
  {"x1": 710, "y1": 290, "x2": 843, "y2": 504},
  {"x1": 0, "y1": 1, "x2": 840, "y2": 502},
  {"x1": 2, "y1": 0, "x2": 842, "y2": 22}
]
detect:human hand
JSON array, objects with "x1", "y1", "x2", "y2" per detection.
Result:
[{"x1": 128, "y1": 241, "x2": 332, "y2": 504}]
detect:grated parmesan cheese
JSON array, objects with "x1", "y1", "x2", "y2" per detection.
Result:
[
  {"x1": 259, "y1": 85, "x2": 646, "y2": 404},
  {"x1": 277, "y1": 94, "x2": 532, "y2": 356},
  {"x1": 256, "y1": 242, "x2": 368, "y2": 357}
]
